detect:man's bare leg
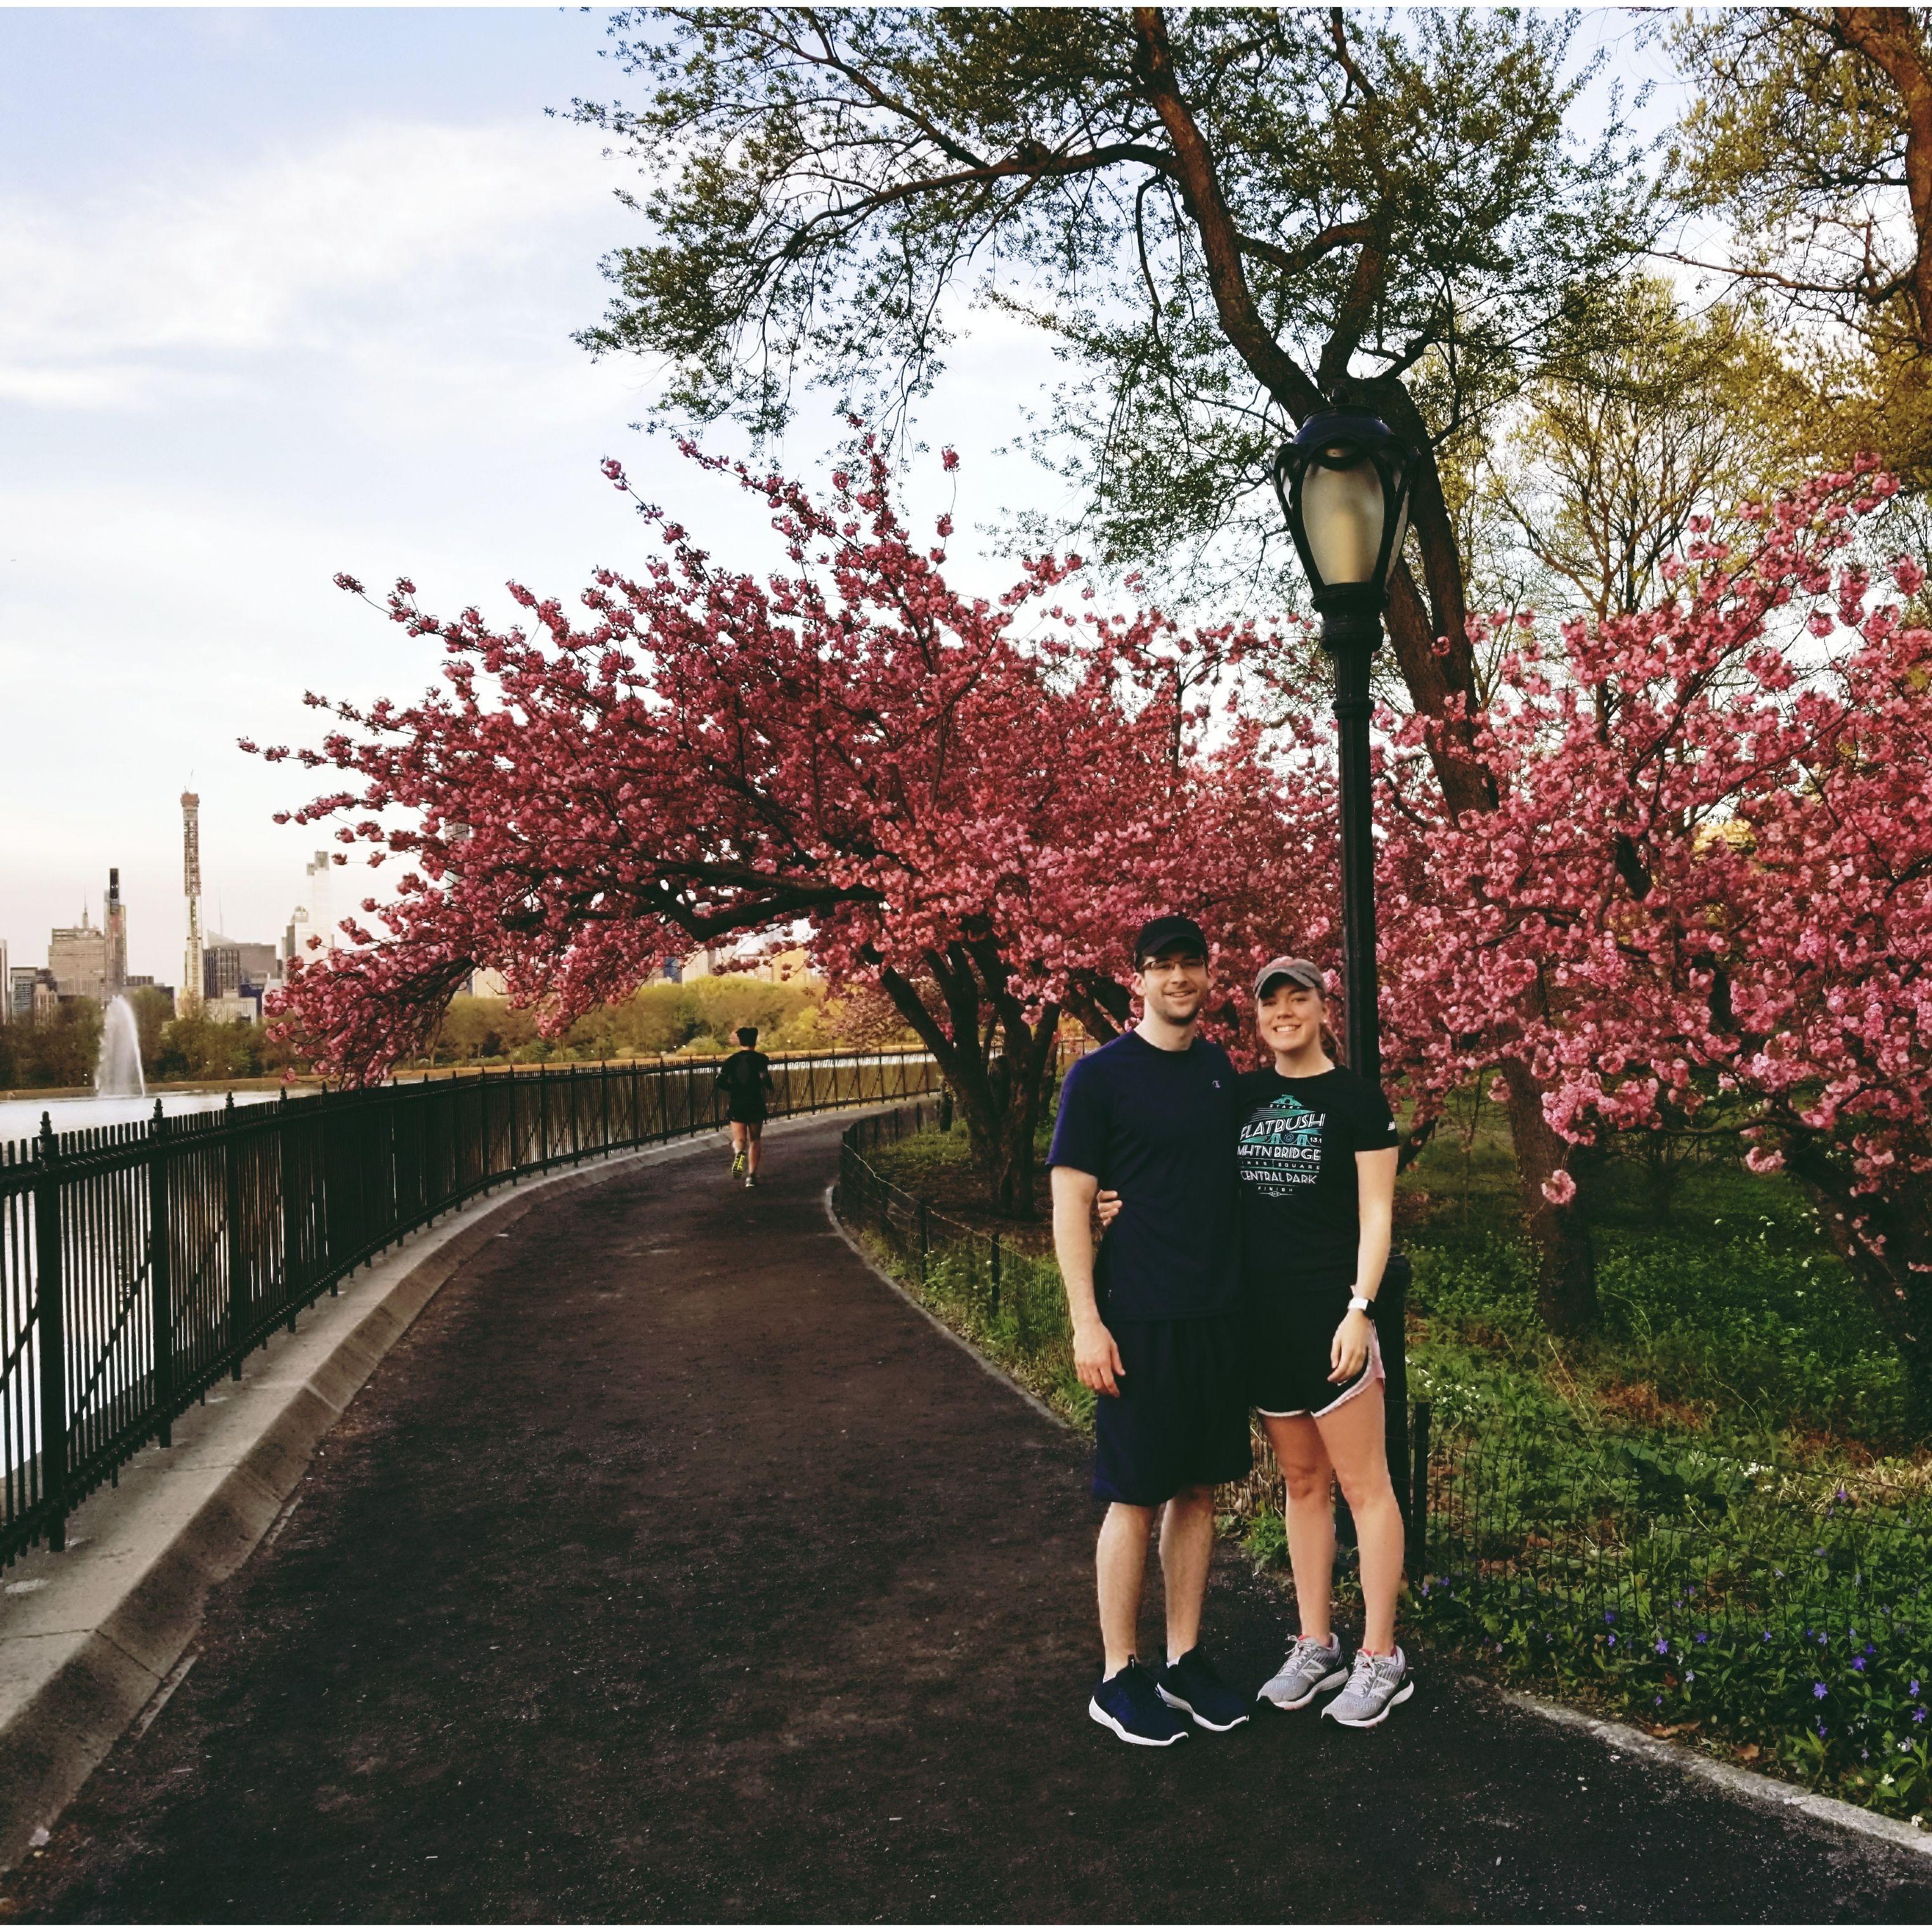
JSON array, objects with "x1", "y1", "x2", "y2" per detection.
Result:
[
  {"x1": 1158, "y1": 1484, "x2": 1216, "y2": 1661},
  {"x1": 745, "y1": 1121, "x2": 763, "y2": 1176},
  {"x1": 1097, "y1": 1501, "x2": 1154, "y2": 1676}
]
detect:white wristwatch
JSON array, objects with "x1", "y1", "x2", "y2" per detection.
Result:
[{"x1": 1347, "y1": 1294, "x2": 1373, "y2": 1315}]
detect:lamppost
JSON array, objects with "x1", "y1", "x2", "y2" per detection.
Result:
[
  {"x1": 1270, "y1": 410, "x2": 1415, "y2": 1088},
  {"x1": 1272, "y1": 409, "x2": 1420, "y2": 1541}
]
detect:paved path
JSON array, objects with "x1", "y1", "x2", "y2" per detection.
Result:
[{"x1": 6, "y1": 1118, "x2": 1931, "y2": 1922}]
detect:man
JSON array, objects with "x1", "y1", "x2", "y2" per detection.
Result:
[
  {"x1": 715, "y1": 1026, "x2": 774, "y2": 1187},
  {"x1": 1048, "y1": 915, "x2": 1251, "y2": 1746}
]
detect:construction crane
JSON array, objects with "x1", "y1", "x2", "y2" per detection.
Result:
[{"x1": 180, "y1": 791, "x2": 204, "y2": 1017}]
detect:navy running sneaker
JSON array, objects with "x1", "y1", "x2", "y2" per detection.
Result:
[
  {"x1": 1156, "y1": 1647, "x2": 1251, "y2": 1732},
  {"x1": 1089, "y1": 1660, "x2": 1189, "y2": 1747}
]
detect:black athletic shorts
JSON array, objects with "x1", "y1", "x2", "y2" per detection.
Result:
[
  {"x1": 1092, "y1": 1312, "x2": 1252, "y2": 1506},
  {"x1": 1248, "y1": 1273, "x2": 1384, "y2": 1419},
  {"x1": 726, "y1": 1103, "x2": 767, "y2": 1126}
]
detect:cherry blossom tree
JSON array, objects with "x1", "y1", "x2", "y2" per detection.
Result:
[
  {"x1": 255, "y1": 443, "x2": 1319, "y2": 1215},
  {"x1": 1374, "y1": 459, "x2": 1932, "y2": 1418}
]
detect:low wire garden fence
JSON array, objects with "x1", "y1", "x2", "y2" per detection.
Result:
[
  {"x1": 1418, "y1": 1410, "x2": 1932, "y2": 1798},
  {"x1": 834, "y1": 1098, "x2": 1075, "y2": 1363},
  {"x1": 1, "y1": 1048, "x2": 939, "y2": 1566},
  {"x1": 835, "y1": 1095, "x2": 1932, "y2": 1806}
]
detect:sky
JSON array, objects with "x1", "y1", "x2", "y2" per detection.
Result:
[
  {"x1": 0, "y1": 6, "x2": 1684, "y2": 991},
  {"x1": 0, "y1": 7, "x2": 1067, "y2": 987}
]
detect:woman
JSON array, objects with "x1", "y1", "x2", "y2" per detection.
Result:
[{"x1": 1099, "y1": 953, "x2": 1409, "y2": 1726}]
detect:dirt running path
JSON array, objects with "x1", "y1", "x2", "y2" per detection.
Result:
[{"x1": 6, "y1": 1118, "x2": 1930, "y2": 1922}]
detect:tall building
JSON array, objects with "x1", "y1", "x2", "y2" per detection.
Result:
[
  {"x1": 284, "y1": 904, "x2": 318, "y2": 966},
  {"x1": 180, "y1": 792, "x2": 205, "y2": 1017},
  {"x1": 0, "y1": 939, "x2": 8, "y2": 1020},
  {"x1": 282, "y1": 852, "x2": 339, "y2": 979},
  {"x1": 11, "y1": 966, "x2": 59, "y2": 1024},
  {"x1": 204, "y1": 936, "x2": 278, "y2": 998},
  {"x1": 303, "y1": 849, "x2": 334, "y2": 953},
  {"x1": 49, "y1": 906, "x2": 108, "y2": 1004},
  {"x1": 104, "y1": 867, "x2": 128, "y2": 1000}
]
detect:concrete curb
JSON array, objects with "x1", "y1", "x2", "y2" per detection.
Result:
[
  {"x1": 1491, "y1": 1682, "x2": 1932, "y2": 1862},
  {"x1": 824, "y1": 1185, "x2": 1932, "y2": 1868},
  {"x1": 0, "y1": 1111, "x2": 846, "y2": 1874}
]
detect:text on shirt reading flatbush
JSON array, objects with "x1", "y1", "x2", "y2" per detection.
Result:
[{"x1": 1237, "y1": 1096, "x2": 1326, "y2": 1196}]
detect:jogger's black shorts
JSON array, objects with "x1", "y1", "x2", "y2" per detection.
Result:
[{"x1": 1092, "y1": 1312, "x2": 1251, "y2": 1506}]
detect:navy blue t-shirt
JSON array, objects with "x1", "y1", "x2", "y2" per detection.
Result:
[{"x1": 1047, "y1": 1031, "x2": 1241, "y2": 1323}]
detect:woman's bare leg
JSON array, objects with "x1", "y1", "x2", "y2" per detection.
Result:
[
  {"x1": 1261, "y1": 1412, "x2": 1337, "y2": 1643},
  {"x1": 1315, "y1": 1379, "x2": 1404, "y2": 1653}
]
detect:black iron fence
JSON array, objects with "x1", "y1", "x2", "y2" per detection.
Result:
[
  {"x1": 1, "y1": 1049, "x2": 938, "y2": 1566},
  {"x1": 833, "y1": 1097, "x2": 1093, "y2": 1360}
]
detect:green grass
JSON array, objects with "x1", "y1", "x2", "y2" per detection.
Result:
[{"x1": 1397, "y1": 1106, "x2": 1906, "y2": 1454}]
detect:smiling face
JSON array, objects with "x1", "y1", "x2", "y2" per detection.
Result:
[
  {"x1": 1133, "y1": 946, "x2": 1211, "y2": 1028},
  {"x1": 1256, "y1": 978, "x2": 1326, "y2": 1059}
]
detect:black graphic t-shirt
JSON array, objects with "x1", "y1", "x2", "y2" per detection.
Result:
[{"x1": 1234, "y1": 1066, "x2": 1398, "y2": 1292}]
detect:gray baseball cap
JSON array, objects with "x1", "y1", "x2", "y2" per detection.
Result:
[{"x1": 1253, "y1": 956, "x2": 1329, "y2": 1001}]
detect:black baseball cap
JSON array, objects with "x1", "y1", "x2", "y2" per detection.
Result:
[{"x1": 1132, "y1": 914, "x2": 1210, "y2": 967}]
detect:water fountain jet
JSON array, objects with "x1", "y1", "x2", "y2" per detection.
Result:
[{"x1": 95, "y1": 995, "x2": 146, "y2": 1099}]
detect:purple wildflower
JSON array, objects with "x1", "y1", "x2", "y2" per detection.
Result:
[{"x1": 1815, "y1": 1682, "x2": 1829, "y2": 1699}]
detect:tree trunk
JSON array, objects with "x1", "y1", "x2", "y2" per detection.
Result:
[
  {"x1": 873, "y1": 955, "x2": 1062, "y2": 1220},
  {"x1": 1499, "y1": 1060, "x2": 1600, "y2": 1335}
]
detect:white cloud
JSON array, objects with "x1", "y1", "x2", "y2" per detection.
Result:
[{"x1": 0, "y1": 119, "x2": 610, "y2": 405}]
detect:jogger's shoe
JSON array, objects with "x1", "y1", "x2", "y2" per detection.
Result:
[
  {"x1": 731, "y1": 1149, "x2": 747, "y2": 1177},
  {"x1": 1322, "y1": 1647, "x2": 1414, "y2": 1728},
  {"x1": 744, "y1": 1172, "x2": 757, "y2": 1189},
  {"x1": 1256, "y1": 1633, "x2": 1348, "y2": 1711},
  {"x1": 1089, "y1": 1660, "x2": 1189, "y2": 1747},
  {"x1": 1156, "y1": 1647, "x2": 1250, "y2": 1731}
]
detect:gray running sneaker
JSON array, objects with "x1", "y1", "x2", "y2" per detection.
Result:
[
  {"x1": 1256, "y1": 1634, "x2": 1348, "y2": 1711},
  {"x1": 1322, "y1": 1647, "x2": 1413, "y2": 1728}
]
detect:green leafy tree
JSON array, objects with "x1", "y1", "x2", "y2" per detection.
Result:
[
  {"x1": 572, "y1": 5, "x2": 1650, "y2": 815},
  {"x1": 1485, "y1": 275, "x2": 1805, "y2": 625},
  {"x1": 127, "y1": 986, "x2": 174, "y2": 1076},
  {"x1": 0, "y1": 1002, "x2": 102, "y2": 1094},
  {"x1": 1673, "y1": 8, "x2": 1932, "y2": 483},
  {"x1": 153, "y1": 1014, "x2": 261, "y2": 1084}
]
